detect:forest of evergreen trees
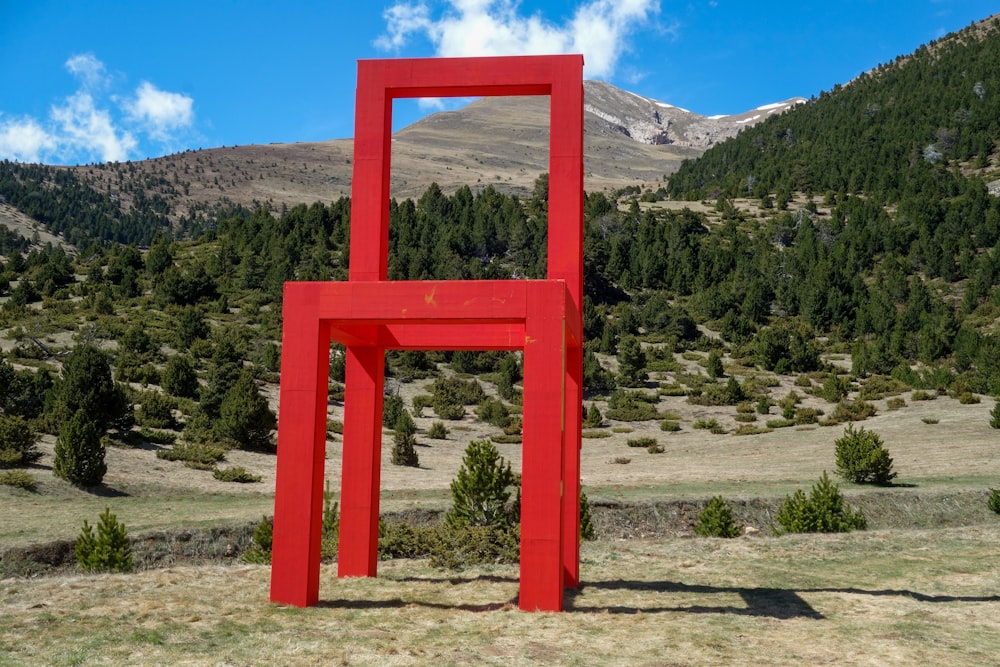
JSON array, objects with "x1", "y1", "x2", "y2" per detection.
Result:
[{"x1": 3, "y1": 16, "x2": 1000, "y2": 400}]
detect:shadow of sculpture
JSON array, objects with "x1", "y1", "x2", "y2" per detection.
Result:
[{"x1": 309, "y1": 573, "x2": 1000, "y2": 617}]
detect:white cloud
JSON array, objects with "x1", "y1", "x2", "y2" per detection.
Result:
[
  {"x1": 65, "y1": 53, "x2": 108, "y2": 89},
  {"x1": 0, "y1": 53, "x2": 196, "y2": 164},
  {"x1": 417, "y1": 97, "x2": 448, "y2": 110},
  {"x1": 50, "y1": 91, "x2": 137, "y2": 163},
  {"x1": 0, "y1": 116, "x2": 58, "y2": 164},
  {"x1": 377, "y1": 0, "x2": 660, "y2": 79},
  {"x1": 125, "y1": 81, "x2": 195, "y2": 141}
]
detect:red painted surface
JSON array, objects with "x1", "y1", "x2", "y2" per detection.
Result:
[{"x1": 270, "y1": 54, "x2": 583, "y2": 612}]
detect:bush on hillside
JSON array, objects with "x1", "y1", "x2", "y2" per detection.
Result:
[
  {"x1": 0, "y1": 415, "x2": 40, "y2": 468},
  {"x1": 774, "y1": 472, "x2": 867, "y2": 534},
  {"x1": 695, "y1": 496, "x2": 742, "y2": 538},
  {"x1": 76, "y1": 507, "x2": 133, "y2": 573}
]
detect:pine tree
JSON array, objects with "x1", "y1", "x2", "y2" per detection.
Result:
[
  {"x1": 391, "y1": 413, "x2": 419, "y2": 467},
  {"x1": 579, "y1": 490, "x2": 595, "y2": 541},
  {"x1": 53, "y1": 344, "x2": 131, "y2": 436},
  {"x1": 583, "y1": 403, "x2": 604, "y2": 428},
  {"x1": 617, "y1": 335, "x2": 647, "y2": 387},
  {"x1": 76, "y1": 507, "x2": 133, "y2": 573},
  {"x1": 161, "y1": 354, "x2": 199, "y2": 399},
  {"x1": 54, "y1": 409, "x2": 106, "y2": 487},
  {"x1": 0, "y1": 415, "x2": 40, "y2": 467},
  {"x1": 834, "y1": 424, "x2": 896, "y2": 484},
  {"x1": 216, "y1": 371, "x2": 276, "y2": 451},
  {"x1": 446, "y1": 440, "x2": 517, "y2": 528},
  {"x1": 706, "y1": 350, "x2": 724, "y2": 379},
  {"x1": 694, "y1": 496, "x2": 741, "y2": 538},
  {"x1": 990, "y1": 401, "x2": 1000, "y2": 429}
]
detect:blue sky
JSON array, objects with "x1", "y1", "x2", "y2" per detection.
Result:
[{"x1": 0, "y1": 0, "x2": 995, "y2": 165}]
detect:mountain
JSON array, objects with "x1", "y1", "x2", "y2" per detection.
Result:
[
  {"x1": 667, "y1": 15, "x2": 1000, "y2": 202},
  {"x1": 48, "y1": 82, "x2": 801, "y2": 228}
]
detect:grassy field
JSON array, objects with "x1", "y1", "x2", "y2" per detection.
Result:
[
  {"x1": 2, "y1": 365, "x2": 1000, "y2": 664},
  {"x1": 2, "y1": 526, "x2": 998, "y2": 666}
]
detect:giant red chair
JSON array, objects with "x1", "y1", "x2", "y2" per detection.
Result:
[{"x1": 270, "y1": 55, "x2": 584, "y2": 612}]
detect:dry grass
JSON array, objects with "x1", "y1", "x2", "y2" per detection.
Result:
[
  {"x1": 3, "y1": 382, "x2": 999, "y2": 548},
  {"x1": 2, "y1": 526, "x2": 998, "y2": 666},
  {"x1": 3, "y1": 360, "x2": 999, "y2": 664}
]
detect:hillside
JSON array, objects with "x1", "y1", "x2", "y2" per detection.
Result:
[
  {"x1": 0, "y1": 80, "x2": 801, "y2": 244},
  {"x1": 668, "y1": 15, "x2": 1000, "y2": 201}
]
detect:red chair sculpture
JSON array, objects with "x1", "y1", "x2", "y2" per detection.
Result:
[{"x1": 269, "y1": 54, "x2": 584, "y2": 612}]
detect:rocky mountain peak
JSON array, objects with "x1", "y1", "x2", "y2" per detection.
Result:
[{"x1": 583, "y1": 80, "x2": 806, "y2": 149}]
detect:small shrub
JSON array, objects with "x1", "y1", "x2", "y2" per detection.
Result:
[
  {"x1": 327, "y1": 420, "x2": 344, "y2": 434},
  {"x1": 921, "y1": 417, "x2": 939, "y2": 424},
  {"x1": 733, "y1": 424, "x2": 771, "y2": 436},
  {"x1": 242, "y1": 515, "x2": 273, "y2": 564},
  {"x1": 378, "y1": 520, "x2": 437, "y2": 560},
  {"x1": 626, "y1": 437, "x2": 657, "y2": 449},
  {"x1": 476, "y1": 397, "x2": 511, "y2": 428},
  {"x1": 582, "y1": 430, "x2": 612, "y2": 438},
  {"x1": 794, "y1": 374, "x2": 813, "y2": 388},
  {"x1": 859, "y1": 375, "x2": 908, "y2": 400},
  {"x1": 0, "y1": 415, "x2": 40, "y2": 468},
  {"x1": 911, "y1": 390, "x2": 935, "y2": 401},
  {"x1": 766, "y1": 418, "x2": 796, "y2": 428},
  {"x1": 706, "y1": 350, "x2": 724, "y2": 378},
  {"x1": 157, "y1": 442, "x2": 225, "y2": 467},
  {"x1": 957, "y1": 391, "x2": 980, "y2": 405},
  {"x1": 490, "y1": 434, "x2": 522, "y2": 444},
  {"x1": 687, "y1": 377, "x2": 747, "y2": 406},
  {"x1": 794, "y1": 407, "x2": 823, "y2": 424},
  {"x1": 606, "y1": 389, "x2": 659, "y2": 421},
  {"x1": 427, "y1": 523, "x2": 520, "y2": 569},
  {"x1": 430, "y1": 376, "x2": 486, "y2": 405},
  {"x1": 659, "y1": 420, "x2": 681, "y2": 432},
  {"x1": 322, "y1": 482, "x2": 339, "y2": 541},
  {"x1": 988, "y1": 488, "x2": 1000, "y2": 515},
  {"x1": 694, "y1": 496, "x2": 741, "y2": 538},
  {"x1": 583, "y1": 403, "x2": 604, "y2": 428},
  {"x1": 579, "y1": 490, "x2": 595, "y2": 541},
  {"x1": 657, "y1": 383, "x2": 686, "y2": 397},
  {"x1": 774, "y1": 472, "x2": 867, "y2": 534},
  {"x1": 831, "y1": 399, "x2": 877, "y2": 423},
  {"x1": 987, "y1": 402, "x2": 1000, "y2": 429},
  {"x1": 886, "y1": 397, "x2": 906, "y2": 411},
  {"x1": 0, "y1": 469, "x2": 36, "y2": 489},
  {"x1": 212, "y1": 466, "x2": 261, "y2": 483},
  {"x1": 136, "y1": 428, "x2": 177, "y2": 445},
  {"x1": 647, "y1": 442, "x2": 665, "y2": 454},
  {"x1": 735, "y1": 412, "x2": 757, "y2": 423},
  {"x1": 820, "y1": 375, "x2": 850, "y2": 403},
  {"x1": 693, "y1": 418, "x2": 719, "y2": 430},
  {"x1": 611, "y1": 426, "x2": 633, "y2": 433},
  {"x1": 135, "y1": 390, "x2": 177, "y2": 429},
  {"x1": 433, "y1": 399, "x2": 465, "y2": 420},
  {"x1": 756, "y1": 395, "x2": 771, "y2": 415},
  {"x1": 427, "y1": 421, "x2": 449, "y2": 439},
  {"x1": 382, "y1": 394, "x2": 405, "y2": 429},
  {"x1": 611, "y1": 456, "x2": 631, "y2": 464},
  {"x1": 76, "y1": 507, "x2": 133, "y2": 573},
  {"x1": 411, "y1": 394, "x2": 434, "y2": 414},
  {"x1": 834, "y1": 424, "x2": 896, "y2": 485}
]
